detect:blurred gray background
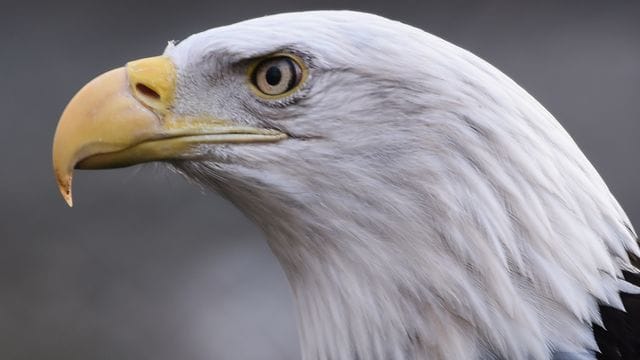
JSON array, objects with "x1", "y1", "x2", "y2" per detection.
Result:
[{"x1": 1, "y1": 0, "x2": 639, "y2": 359}]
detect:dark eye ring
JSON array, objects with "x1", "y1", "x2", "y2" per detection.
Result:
[{"x1": 250, "y1": 55, "x2": 305, "y2": 98}]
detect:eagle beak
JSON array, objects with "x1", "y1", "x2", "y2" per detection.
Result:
[{"x1": 52, "y1": 56, "x2": 286, "y2": 207}]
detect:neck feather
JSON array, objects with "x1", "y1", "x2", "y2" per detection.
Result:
[{"x1": 174, "y1": 44, "x2": 639, "y2": 359}]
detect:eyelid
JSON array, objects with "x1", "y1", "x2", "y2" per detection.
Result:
[{"x1": 246, "y1": 52, "x2": 309, "y2": 100}]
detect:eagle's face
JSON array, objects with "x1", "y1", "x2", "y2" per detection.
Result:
[{"x1": 53, "y1": 11, "x2": 461, "y2": 206}]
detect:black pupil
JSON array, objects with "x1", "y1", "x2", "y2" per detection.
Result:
[{"x1": 265, "y1": 65, "x2": 282, "y2": 86}]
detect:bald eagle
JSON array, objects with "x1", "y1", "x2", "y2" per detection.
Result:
[{"x1": 52, "y1": 11, "x2": 640, "y2": 360}]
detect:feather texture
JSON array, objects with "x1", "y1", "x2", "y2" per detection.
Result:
[{"x1": 163, "y1": 11, "x2": 639, "y2": 359}]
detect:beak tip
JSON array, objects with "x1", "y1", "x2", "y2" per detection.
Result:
[
  {"x1": 64, "y1": 193, "x2": 74, "y2": 208},
  {"x1": 56, "y1": 172, "x2": 74, "y2": 207}
]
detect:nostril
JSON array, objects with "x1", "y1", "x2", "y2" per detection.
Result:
[{"x1": 135, "y1": 83, "x2": 160, "y2": 100}]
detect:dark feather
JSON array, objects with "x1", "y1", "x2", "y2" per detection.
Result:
[{"x1": 595, "y1": 252, "x2": 640, "y2": 360}]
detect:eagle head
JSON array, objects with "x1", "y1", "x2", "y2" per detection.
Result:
[{"x1": 52, "y1": 11, "x2": 639, "y2": 360}]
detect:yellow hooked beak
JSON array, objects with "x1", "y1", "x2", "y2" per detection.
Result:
[{"x1": 52, "y1": 56, "x2": 286, "y2": 207}]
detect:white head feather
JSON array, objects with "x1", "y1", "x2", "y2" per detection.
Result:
[{"x1": 163, "y1": 11, "x2": 638, "y2": 360}]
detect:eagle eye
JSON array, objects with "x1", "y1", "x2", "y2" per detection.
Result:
[{"x1": 249, "y1": 54, "x2": 305, "y2": 98}]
